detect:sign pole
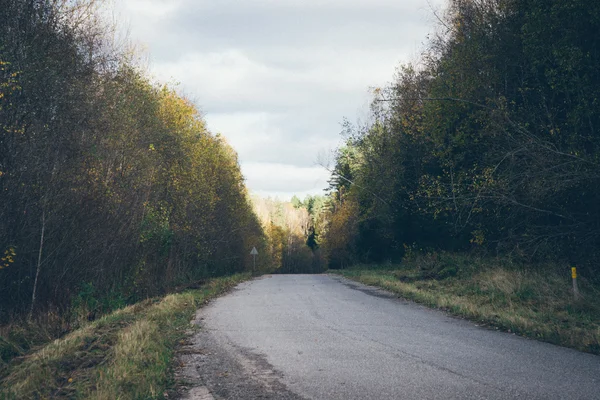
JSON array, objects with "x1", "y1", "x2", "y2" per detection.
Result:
[
  {"x1": 572, "y1": 267, "x2": 580, "y2": 300},
  {"x1": 250, "y1": 247, "x2": 259, "y2": 274}
]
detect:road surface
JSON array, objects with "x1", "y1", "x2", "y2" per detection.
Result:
[{"x1": 178, "y1": 274, "x2": 600, "y2": 399}]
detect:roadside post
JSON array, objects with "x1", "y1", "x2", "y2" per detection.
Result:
[
  {"x1": 571, "y1": 267, "x2": 580, "y2": 300},
  {"x1": 250, "y1": 246, "x2": 258, "y2": 274}
]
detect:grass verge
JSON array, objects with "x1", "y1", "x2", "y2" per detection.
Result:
[
  {"x1": 0, "y1": 273, "x2": 250, "y2": 399},
  {"x1": 331, "y1": 253, "x2": 600, "y2": 355}
]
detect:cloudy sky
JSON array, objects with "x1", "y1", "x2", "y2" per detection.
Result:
[{"x1": 111, "y1": 0, "x2": 446, "y2": 200}]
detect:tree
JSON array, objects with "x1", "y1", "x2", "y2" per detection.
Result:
[{"x1": 321, "y1": 0, "x2": 600, "y2": 274}]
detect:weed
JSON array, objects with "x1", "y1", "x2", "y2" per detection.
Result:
[
  {"x1": 0, "y1": 273, "x2": 250, "y2": 399},
  {"x1": 333, "y1": 254, "x2": 600, "y2": 354}
]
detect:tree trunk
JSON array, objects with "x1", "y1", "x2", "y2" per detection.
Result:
[{"x1": 29, "y1": 209, "x2": 46, "y2": 321}]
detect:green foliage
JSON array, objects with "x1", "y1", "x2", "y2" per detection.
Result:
[
  {"x1": 139, "y1": 203, "x2": 173, "y2": 255},
  {"x1": 0, "y1": 0, "x2": 267, "y2": 322},
  {"x1": 71, "y1": 283, "x2": 100, "y2": 323},
  {"x1": 291, "y1": 195, "x2": 302, "y2": 208},
  {"x1": 323, "y1": 0, "x2": 600, "y2": 274}
]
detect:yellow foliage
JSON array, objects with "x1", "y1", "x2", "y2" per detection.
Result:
[
  {"x1": 470, "y1": 230, "x2": 485, "y2": 246},
  {"x1": 1, "y1": 246, "x2": 16, "y2": 269},
  {"x1": 324, "y1": 198, "x2": 359, "y2": 268}
]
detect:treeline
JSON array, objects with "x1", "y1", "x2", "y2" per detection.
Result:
[
  {"x1": 324, "y1": 0, "x2": 600, "y2": 276},
  {"x1": 0, "y1": 0, "x2": 265, "y2": 322},
  {"x1": 252, "y1": 195, "x2": 326, "y2": 274}
]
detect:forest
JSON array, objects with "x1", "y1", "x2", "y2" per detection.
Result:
[
  {"x1": 252, "y1": 195, "x2": 326, "y2": 274},
  {"x1": 2, "y1": 0, "x2": 599, "y2": 396},
  {"x1": 321, "y1": 0, "x2": 600, "y2": 279},
  {"x1": 0, "y1": 0, "x2": 331, "y2": 331},
  {"x1": 2, "y1": 0, "x2": 599, "y2": 333},
  {"x1": 0, "y1": 0, "x2": 275, "y2": 325}
]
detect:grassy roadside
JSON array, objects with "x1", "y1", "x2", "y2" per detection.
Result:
[
  {"x1": 0, "y1": 273, "x2": 250, "y2": 399},
  {"x1": 331, "y1": 253, "x2": 600, "y2": 355}
]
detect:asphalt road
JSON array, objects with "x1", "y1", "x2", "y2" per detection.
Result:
[{"x1": 194, "y1": 274, "x2": 600, "y2": 399}]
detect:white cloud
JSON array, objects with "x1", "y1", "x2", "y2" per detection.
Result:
[
  {"x1": 112, "y1": 0, "x2": 446, "y2": 197},
  {"x1": 124, "y1": 0, "x2": 181, "y2": 16},
  {"x1": 242, "y1": 162, "x2": 331, "y2": 200},
  {"x1": 205, "y1": 111, "x2": 342, "y2": 168},
  {"x1": 150, "y1": 48, "x2": 400, "y2": 113}
]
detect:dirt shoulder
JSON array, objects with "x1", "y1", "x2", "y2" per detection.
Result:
[{"x1": 174, "y1": 305, "x2": 305, "y2": 400}]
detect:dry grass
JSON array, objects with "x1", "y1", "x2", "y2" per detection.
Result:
[
  {"x1": 334, "y1": 254, "x2": 600, "y2": 354},
  {"x1": 88, "y1": 293, "x2": 197, "y2": 400},
  {"x1": 90, "y1": 319, "x2": 163, "y2": 400},
  {"x1": 0, "y1": 274, "x2": 250, "y2": 399},
  {"x1": 0, "y1": 304, "x2": 144, "y2": 399}
]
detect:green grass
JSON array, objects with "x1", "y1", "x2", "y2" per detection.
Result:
[
  {"x1": 331, "y1": 253, "x2": 600, "y2": 354},
  {"x1": 0, "y1": 274, "x2": 250, "y2": 399}
]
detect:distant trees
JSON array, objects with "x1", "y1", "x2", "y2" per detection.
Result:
[
  {"x1": 323, "y1": 0, "x2": 600, "y2": 275},
  {"x1": 0, "y1": 0, "x2": 266, "y2": 321},
  {"x1": 252, "y1": 196, "x2": 326, "y2": 273}
]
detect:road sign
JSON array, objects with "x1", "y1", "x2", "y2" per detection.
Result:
[{"x1": 250, "y1": 247, "x2": 258, "y2": 273}]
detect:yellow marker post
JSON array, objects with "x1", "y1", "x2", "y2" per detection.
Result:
[{"x1": 571, "y1": 267, "x2": 580, "y2": 300}]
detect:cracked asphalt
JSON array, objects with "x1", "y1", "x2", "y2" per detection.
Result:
[{"x1": 180, "y1": 274, "x2": 600, "y2": 399}]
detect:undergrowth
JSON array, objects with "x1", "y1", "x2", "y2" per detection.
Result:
[
  {"x1": 0, "y1": 274, "x2": 250, "y2": 399},
  {"x1": 1, "y1": 283, "x2": 132, "y2": 372},
  {"x1": 332, "y1": 253, "x2": 600, "y2": 354}
]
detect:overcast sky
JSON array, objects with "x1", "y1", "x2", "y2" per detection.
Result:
[{"x1": 111, "y1": 0, "x2": 446, "y2": 200}]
